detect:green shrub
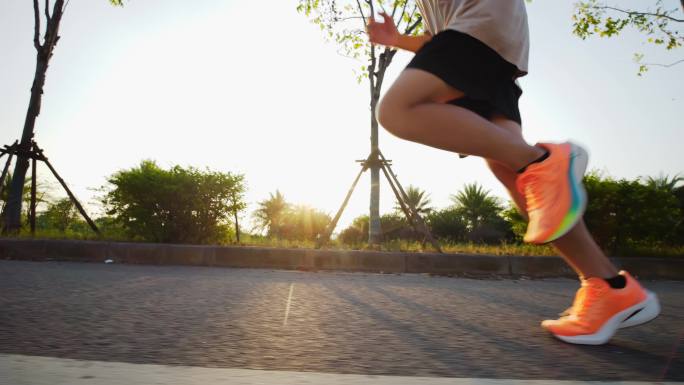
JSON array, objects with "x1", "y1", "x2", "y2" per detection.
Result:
[
  {"x1": 101, "y1": 160, "x2": 246, "y2": 245},
  {"x1": 426, "y1": 208, "x2": 467, "y2": 243},
  {"x1": 583, "y1": 172, "x2": 682, "y2": 255}
]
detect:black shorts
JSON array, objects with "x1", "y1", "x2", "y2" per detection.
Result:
[{"x1": 406, "y1": 29, "x2": 523, "y2": 125}]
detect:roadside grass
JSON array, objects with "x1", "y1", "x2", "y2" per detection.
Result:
[
  {"x1": 10, "y1": 230, "x2": 683, "y2": 258},
  {"x1": 614, "y1": 244, "x2": 684, "y2": 258},
  {"x1": 234, "y1": 235, "x2": 557, "y2": 256}
]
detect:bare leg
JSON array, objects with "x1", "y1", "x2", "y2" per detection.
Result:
[
  {"x1": 486, "y1": 116, "x2": 618, "y2": 279},
  {"x1": 377, "y1": 69, "x2": 545, "y2": 171},
  {"x1": 377, "y1": 68, "x2": 617, "y2": 279}
]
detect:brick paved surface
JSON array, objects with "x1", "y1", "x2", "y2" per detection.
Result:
[{"x1": 0, "y1": 260, "x2": 682, "y2": 381}]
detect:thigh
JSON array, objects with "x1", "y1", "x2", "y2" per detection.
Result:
[
  {"x1": 383, "y1": 68, "x2": 465, "y2": 108},
  {"x1": 490, "y1": 113, "x2": 522, "y2": 137}
]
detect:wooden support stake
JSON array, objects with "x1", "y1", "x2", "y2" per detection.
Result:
[
  {"x1": 30, "y1": 154, "x2": 37, "y2": 235},
  {"x1": 316, "y1": 160, "x2": 369, "y2": 248},
  {"x1": 378, "y1": 158, "x2": 415, "y2": 228},
  {"x1": 34, "y1": 145, "x2": 100, "y2": 236},
  {"x1": 378, "y1": 150, "x2": 442, "y2": 253},
  {"x1": 0, "y1": 144, "x2": 16, "y2": 200}
]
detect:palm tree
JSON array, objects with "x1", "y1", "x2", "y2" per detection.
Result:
[
  {"x1": 450, "y1": 182, "x2": 502, "y2": 229},
  {"x1": 395, "y1": 185, "x2": 433, "y2": 216},
  {"x1": 644, "y1": 173, "x2": 683, "y2": 192},
  {"x1": 252, "y1": 190, "x2": 289, "y2": 238},
  {"x1": 281, "y1": 205, "x2": 332, "y2": 241}
]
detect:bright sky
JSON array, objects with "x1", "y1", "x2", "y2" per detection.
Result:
[{"x1": 1, "y1": 0, "x2": 682, "y2": 232}]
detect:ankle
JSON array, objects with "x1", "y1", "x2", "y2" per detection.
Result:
[
  {"x1": 516, "y1": 146, "x2": 548, "y2": 174},
  {"x1": 604, "y1": 275, "x2": 627, "y2": 289}
]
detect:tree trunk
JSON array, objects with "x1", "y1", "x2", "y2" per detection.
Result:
[
  {"x1": 234, "y1": 209, "x2": 240, "y2": 243},
  {"x1": 367, "y1": 51, "x2": 395, "y2": 248},
  {"x1": 30, "y1": 156, "x2": 37, "y2": 235},
  {"x1": 4, "y1": 57, "x2": 49, "y2": 233},
  {"x1": 4, "y1": 0, "x2": 65, "y2": 234},
  {"x1": 369, "y1": 99, "x2": 382, "y2": 247}
]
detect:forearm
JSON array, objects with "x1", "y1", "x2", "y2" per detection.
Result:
[{"x1": 393, "y1": 34, "x2": 432, "y2": 52}]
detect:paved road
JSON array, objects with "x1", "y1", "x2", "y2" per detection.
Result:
[{"x1": 0, "y1": 260, "x2": 682, "y2": 382}]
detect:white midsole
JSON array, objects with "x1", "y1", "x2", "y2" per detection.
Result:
[
  {"x1": 619, "y1": 291, "x2": 660, "y2": 328},
  {"x1": 555, "y1": 292, "x2": 660, "y2": 345},
  {"x1": 544, "y1": 143, "x2": 589, "y2": 243},
  {"x1": 570, "y1": 143, "x2": 588, "y2": 217}
]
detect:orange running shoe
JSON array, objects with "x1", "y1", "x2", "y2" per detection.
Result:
[
  {"x1": 542, "y1": 271, "x2": 660, "y2": 345},
  {"x1": 516, "y1": 142, "x2": 588, "y2": 244}
]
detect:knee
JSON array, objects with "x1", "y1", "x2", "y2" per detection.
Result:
[
  {"x1": 376, "y1": 95, "x2": 397, "y2": 132},
  {"x1": 376, "y1": 94, "x2": 411, "y2": 139}
]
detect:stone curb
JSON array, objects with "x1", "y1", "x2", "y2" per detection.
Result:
[{"x1": 0, "y1": 238, "x2": 682, "y2": 280}]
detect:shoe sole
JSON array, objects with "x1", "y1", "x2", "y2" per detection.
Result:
[
  {"x1": 619, "y1": 290, "x2": 661, "y2": 328},
  {"x1": 543, "y1": 143, "x2": 589, "y2": 243},
  {"x1": 554, "y1": 291, "x2": 660, "y2": 345}
]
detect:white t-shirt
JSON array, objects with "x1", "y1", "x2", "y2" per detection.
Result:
[{"x1": 416, "y1": 0, "x2": 530, "y2": 76}]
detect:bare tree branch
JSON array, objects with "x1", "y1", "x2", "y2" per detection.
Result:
[
  {"x1": 596, "y1": 5, "x2": 684, "y2": 23},
  {"x1": 390, "y1": 1, "x2": 399, "y2": 19},
  {"x1": 355, "y1": 0, "x2": 367, "y2": 27},
  {"x1": 44, "y1": 0, "x2": 51, "y2": 20},
  {"x1": 335, "y1": 48, "x2": 364, "y2": 62},
  {"x1": 643, "y1": 58, "x2": 684, "y2": 67},
  {"x1": 44, "y1": 0, "x2": 65, "y2": 58},
  {"x1": 405, "y1": 14, "x2": 422, "y2": 35},
  {"x1": 395, "y1": 1, "x2": 410, "y2": 31},
  {"x1": 337, "y1": 16, "x2": 366, "y2": 21},
  {"x1": 33, "y1": 0, "x2": 41, "y2": 50},
  {"x1": 360, "y1": 0, "x2": 377, "y2": 92}
]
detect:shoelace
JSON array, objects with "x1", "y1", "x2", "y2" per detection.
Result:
[
  {"x1": 517, "y1": 168, "x2": 554, "y2": 212},
  {"x1": 559, "y1": 285, "x2": 587, "y2": 317},
  {"x1": 574, "y1": 282, "x2": 607, "y2": 324}
]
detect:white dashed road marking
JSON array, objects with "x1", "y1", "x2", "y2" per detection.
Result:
[{"x1": 283, "y1": 283, "x2": 294, "y2": 326}]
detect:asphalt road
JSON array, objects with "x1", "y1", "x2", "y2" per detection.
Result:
[{"x1": 0, "y1": 260, "x2": 682, "y2": 382}]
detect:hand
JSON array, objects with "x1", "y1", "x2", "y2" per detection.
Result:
[{"x1": 366, "y1": 12, "x2": 399, "y2": 47}]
